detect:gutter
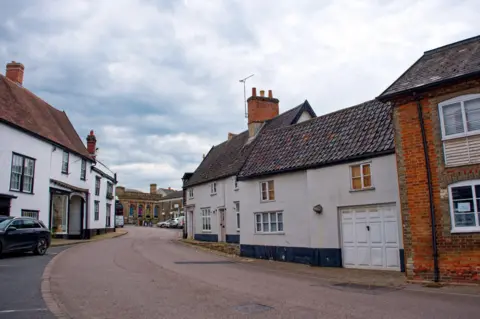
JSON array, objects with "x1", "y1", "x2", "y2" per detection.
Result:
[{"x1": 415, "y1": 94, "x2": 440, "y2": 282}]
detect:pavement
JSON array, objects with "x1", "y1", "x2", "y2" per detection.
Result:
[
  {"x1": 0, "y1": 246, "x2": 68, "y2": 319},
  {"x1": 45, "y1": 226, "x2": 480, "y2": 319},
  {"x1": 51, "y1": 228, "x2": 128, "y2": 247}
]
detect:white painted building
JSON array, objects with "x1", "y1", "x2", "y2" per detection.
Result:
[
  {"x1": 0, "y1": 61, "x2": 117, "y2": 239},
  {"x1": 184, "y1": 88, "x2": 316, "y2": 244}
]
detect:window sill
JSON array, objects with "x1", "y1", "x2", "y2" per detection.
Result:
[
  {"x1": 61, "y1": 171, "x2": 69, "y2": 175},
  {"x1": 9, "y1": 189, "x2": 34, "y2": 195},
  {"x1": 210, "y1": 193, "x2": 217, "y2": 196},
  {"x1": 234, "y1": 188, "x2": 239, "y2": 191},
  {"x1": 255, "y1": 232, "x2": 285, "y2": 235},
  {"x1": 451, "y1": 228, "x2": 480, "y2": 234},
  {"x1": 260, "y1": 199, "x2": 275, "y2": 203},
  {"x1": 349, "y1": 187, "x2": 375, "y2": 193},
  {"x1": 236, "y1": 229, "x2": 240, "y2": 232}
]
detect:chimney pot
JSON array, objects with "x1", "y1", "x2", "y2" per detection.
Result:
[
  {"x1": 252, "y1": 87, "x2": 256, "y2": 97},
  {"x1": 260, "y1": 90, "x2": 265, "y2": 97},
  {"x1": 268, "y1": 90, "x2": 273, "y2": 98},
  {"x1": 5, "y1": 61, "x2": 25, "y2": 86}
]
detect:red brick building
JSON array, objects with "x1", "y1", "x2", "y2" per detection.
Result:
[{"x1": 378, "y1": 35, "x2": 480, "y2": 283}]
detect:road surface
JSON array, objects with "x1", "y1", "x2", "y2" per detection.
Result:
[{"x1": 48, "y1": 227, "x2": 480, "y2": 318}]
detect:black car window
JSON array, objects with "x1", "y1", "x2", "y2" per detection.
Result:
[
  {"x1": 32, "y1": 221, "x2": 42, "y2": 229},
  {"x1": 11, "y1": 220, "x2": 24, "y2": 228},
  {"x1": 23, "y1": 219, "x2": 36, "y2": 229}
]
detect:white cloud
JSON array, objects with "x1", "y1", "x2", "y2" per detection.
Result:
[{"x1": 1, "y1": 0, "x2": 479, "y2": 189}]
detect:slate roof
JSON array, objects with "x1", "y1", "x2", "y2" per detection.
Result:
[
  {"x1": 0, "y1": 74, "x2": 92, "y2": 160},
  {"x1": 184, "y1": 101, "x2": 316, "y2": 187},
  {"x1": 160, "y1": 190, "x2": 183, "y2": 200},
  {"x1": 379, "y1": 35, "x2": 480, "y2": 99},
  {"x1": 238, "y1": 100, "x2": 394, "y2": 179}
]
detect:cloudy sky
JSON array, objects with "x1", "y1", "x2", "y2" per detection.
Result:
[{"x1": 1, "y1": 0, "x2": 479, "y2": 191}]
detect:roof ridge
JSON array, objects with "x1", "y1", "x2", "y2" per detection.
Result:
[{"x1": 425, "y1": 34, "x2": 480, "y2": 55}]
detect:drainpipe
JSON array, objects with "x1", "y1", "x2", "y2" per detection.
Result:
[{"x1": 415, "y1": 94, "x2": 440, "y2": 282}]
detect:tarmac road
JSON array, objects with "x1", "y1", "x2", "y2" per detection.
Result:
[{"x1": 48, "y1": 227, "x2": 480, "y2": 319}]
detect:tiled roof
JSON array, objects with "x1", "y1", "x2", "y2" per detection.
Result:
[
  {"x1": 238, "y1": 100, "x2": 394, "y2": 179},
  {"x1": 160, "y1": 190, "x2": 183, "y2": 200},
  {"x1": 0, "y1": 75, "x2": 92, "y2": 160},
  {"x1": 184, "y1": 101, "x2": 316, "y2": 187},
  {"x1": 379, "y1": 35, "x2": 480, "y2": 99}
]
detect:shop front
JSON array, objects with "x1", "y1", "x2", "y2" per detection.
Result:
[{"x1": 50, "y1": 179, "x2": 88, "y2": 239}]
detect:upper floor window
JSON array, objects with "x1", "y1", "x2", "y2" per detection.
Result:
[
  {"x1": 449, "y1": 180, "x2": 480, "y2": 233},
  {"x1": 260, "y1": 180, "x2": 275, "y2": 201},
  {"x1": 95, "y1": 176, "x2": 101, "y2": 196},
  {"x1": 10, "y1": 153, "x2": 35, "y2": 194},
  {"x1": 350, "y1": 163, "x2": 372, "y2": 190},
  {"x1": 440, "y1": 94, "x2": 480, "y2": 139},
  {"x1": 234, "y1": 177, "x2": 239, "y2": 190},
  {"x1": 106, "y1": 182, "x2": 113, "y2": 199},
  {"x1": 80, "y1": 159, "x2": 86, "y2": 180},
  {"x1": 210, "y1": 182, "x2": 217, "y2": 195},
  {"x1": 62, "y1": 151, "x2": 69, "y2": 174},
  {"x1": 94, "y1": 201, "x2": 100, "y2": 221},
  {"x1": 188, "y1": 188, "x2": 194, "y2": 199},
  {"x1": 201, "y1": 208, "x2": 211, "y2": 231}
]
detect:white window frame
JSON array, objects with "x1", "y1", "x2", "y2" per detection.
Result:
[
  {"x1": 448, "y1": 179, "x2": 480, "y2": 233},
  {"x1": 350, "y1": 162, "x2": 373, "y2": 191},
  {"x1": 260, "y1": 180, "x2": 275, "y2": 202},
  {"x1": 106, "y1": 182, "x2": 113, "y2": 198},
  {"x1": 62, "y1": 151, "x2": 69, "y2": 174},
  {"x1": 21, "y1": 209, "x2": 39, "y2": 219},
  {"x1": 439, "y1": 94, "x2": 480, "y2": 140},
  {"x1": 188, "y1": 188, "x2": 194, "y2": 199},
  {"x1": 80, "y1": 159, "x2": 86, "y2": 180},
  {"x1": 94, "y1": 201, "x2": 100, "y2": 221},
  {"x1": 210, "y1": 182, "x2": 217, "y2": 195},
  {"x1": 10, "y1": 153, "x2": 35, "y2": 194},
  {"x1": 95, "y1": 176, "x2": 101, "y2": 196},
  {"x1": 255, "y1": 211, "x2": 284, "y2": 234},
  {"x1": 234, "y1": 201, "x2": 240, "y2": 230},
  {"x1": 201, "y1": 208, "x2": 211, "y2": 232}
]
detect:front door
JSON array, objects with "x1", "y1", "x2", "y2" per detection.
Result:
[
  {"x1": 0, "y1": 198, "x2": 10, "y2": 216},
  {"x1": 340, "y1": 204, "x2": 400, "y2": 270},
  {"x1": 219, "y1": 208, "x2": 226, "y2": 242}
]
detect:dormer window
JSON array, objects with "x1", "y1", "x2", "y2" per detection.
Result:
[{"x1": 210, "y1": 182, "x2": 217, "y2": 195}]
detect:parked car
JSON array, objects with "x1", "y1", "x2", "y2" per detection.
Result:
[
  {"x1": 169, "y1": 216, "x2": 185, "y2": 229},
  {"x1": 157, "y1": 219, "x2": 173, "y2": 228},
  {"x1": 0, "y1": 217, "x2": 51, "y2": 256}
]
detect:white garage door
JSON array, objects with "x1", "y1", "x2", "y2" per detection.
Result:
[{"x1": 340, "y1": 204, "x2": 400, "y2": 270}]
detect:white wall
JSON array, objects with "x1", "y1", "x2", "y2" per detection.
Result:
[
  {"x1": 50, "y1": 147, "x2": 90, "y2": 191},
  {"x1": 0, "y1": 123, "x2": 51, "y2": 224},
  {"x1": 88, "y1": 164, "x2": 116, "y2": 230},
  {"x1": 240, "y1": 154, "x2": 401, "y2": 249},
  {"x1": 186, "y1": 175, "x2": 242, "y2": 238}
]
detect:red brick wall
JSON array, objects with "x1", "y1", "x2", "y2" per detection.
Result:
[
  {"x1": 393, "y1": 78, "x2": 480, "y2": 283},
  {"x1": 247, "y1": 96, "x2": 279, "y2": 124}
]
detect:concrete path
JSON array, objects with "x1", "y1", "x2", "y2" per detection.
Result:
[{"x1": 47, "y1": 227, "x2": 480, "y2": 319}]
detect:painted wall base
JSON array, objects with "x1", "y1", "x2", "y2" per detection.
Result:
[
  {"x1": 399, "y1": 249, "x2": 405, "y2": 273},
  {"x1": 240, "y1": 244, "x2": 342, "y2": 267},
  {"x1": 194, "y1": 233, "x2": 218, "y2": 242},
  {"x1": 226, "y1": 234, "x2": 240, "y2": 244}
]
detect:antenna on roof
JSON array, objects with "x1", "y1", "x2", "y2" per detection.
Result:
[{"x1": 239, "y1": 74, "x2": 254, "y2": 118}]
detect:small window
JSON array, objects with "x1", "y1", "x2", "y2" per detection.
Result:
[
  {"x1": 94, "y1": 201, "x2": 100, "y2": 221},
  {"x1": 260, "y1": 180, "x2": 275, "y2": 201},
  {"x1": 211, "y1": 182, "x2": 217, "y2": 195},
  {"x1": 95, "y1": 176, "x2": 101, "y2": 196},
  {"x1": 255, "y1": 212, "x2": 283, "y2": 233},
  {"x1": 234, "y1": 177, "x2": 239, "y2": 190},
  {"x1": 80, "y1": 159, "x2": 86, "y2": 180},
  {"x1": 188, "y1": 188, "x2": 194, "y2": 199},
  {"x1": 62, "y1": 151, "x2": 69, "y2": 174},
  {"x1": 235, "y1": 202, "x2": 240, "y2": 230},
  {"x1": 351, "y1": 163, "x2": 372, "y2": 190},
  {"x1": 449, "y1": 180, "x2": 480, "y2": 232},
  {"x1": 106, "y1": 203, "x2": 111, "y2": 227},
  {"x1": 21, "y1": 210, "x2": 39, "y2": 220},
  {"x1": 201, "y1": 208, "x2": 211, "y2": 231},
  {"x1": 10, "y1": 153, "x2": 36, "y2": 194},
  {"x1": 106, "y1": 182, "x2": 113, "y2": 199}
]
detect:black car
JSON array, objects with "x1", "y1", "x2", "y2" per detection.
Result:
[{"x1": 0, "y1": 217, "x2": 51, "y2": 256}]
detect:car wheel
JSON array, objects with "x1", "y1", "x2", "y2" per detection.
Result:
[{"x1": 33, "y1": 238, "x2": 48, "y2": 256}]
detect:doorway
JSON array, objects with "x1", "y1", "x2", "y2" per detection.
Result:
[
  {"x1": 219, "y1": 208, "x2": 226, "y2": 242},
  {"x1": 188, "y1": 209, "x2": 194, "y2": 239},
  {"x1": 0, "y1": 198, "x2": 11, "y2": 216}
]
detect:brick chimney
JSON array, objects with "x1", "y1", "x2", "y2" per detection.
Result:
[
  {"x1": 150, "y1": 184, "x2": 157, "y2": 194},
  {"x1": 5, "y1": 61, "x2": 24, "y2": 86},
  {"x1": 86, "y1": 130, "x2": 97, "y2": 157},
  {"x1": 247, "y1": 87, "x2": 279, "y2": 137}
]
